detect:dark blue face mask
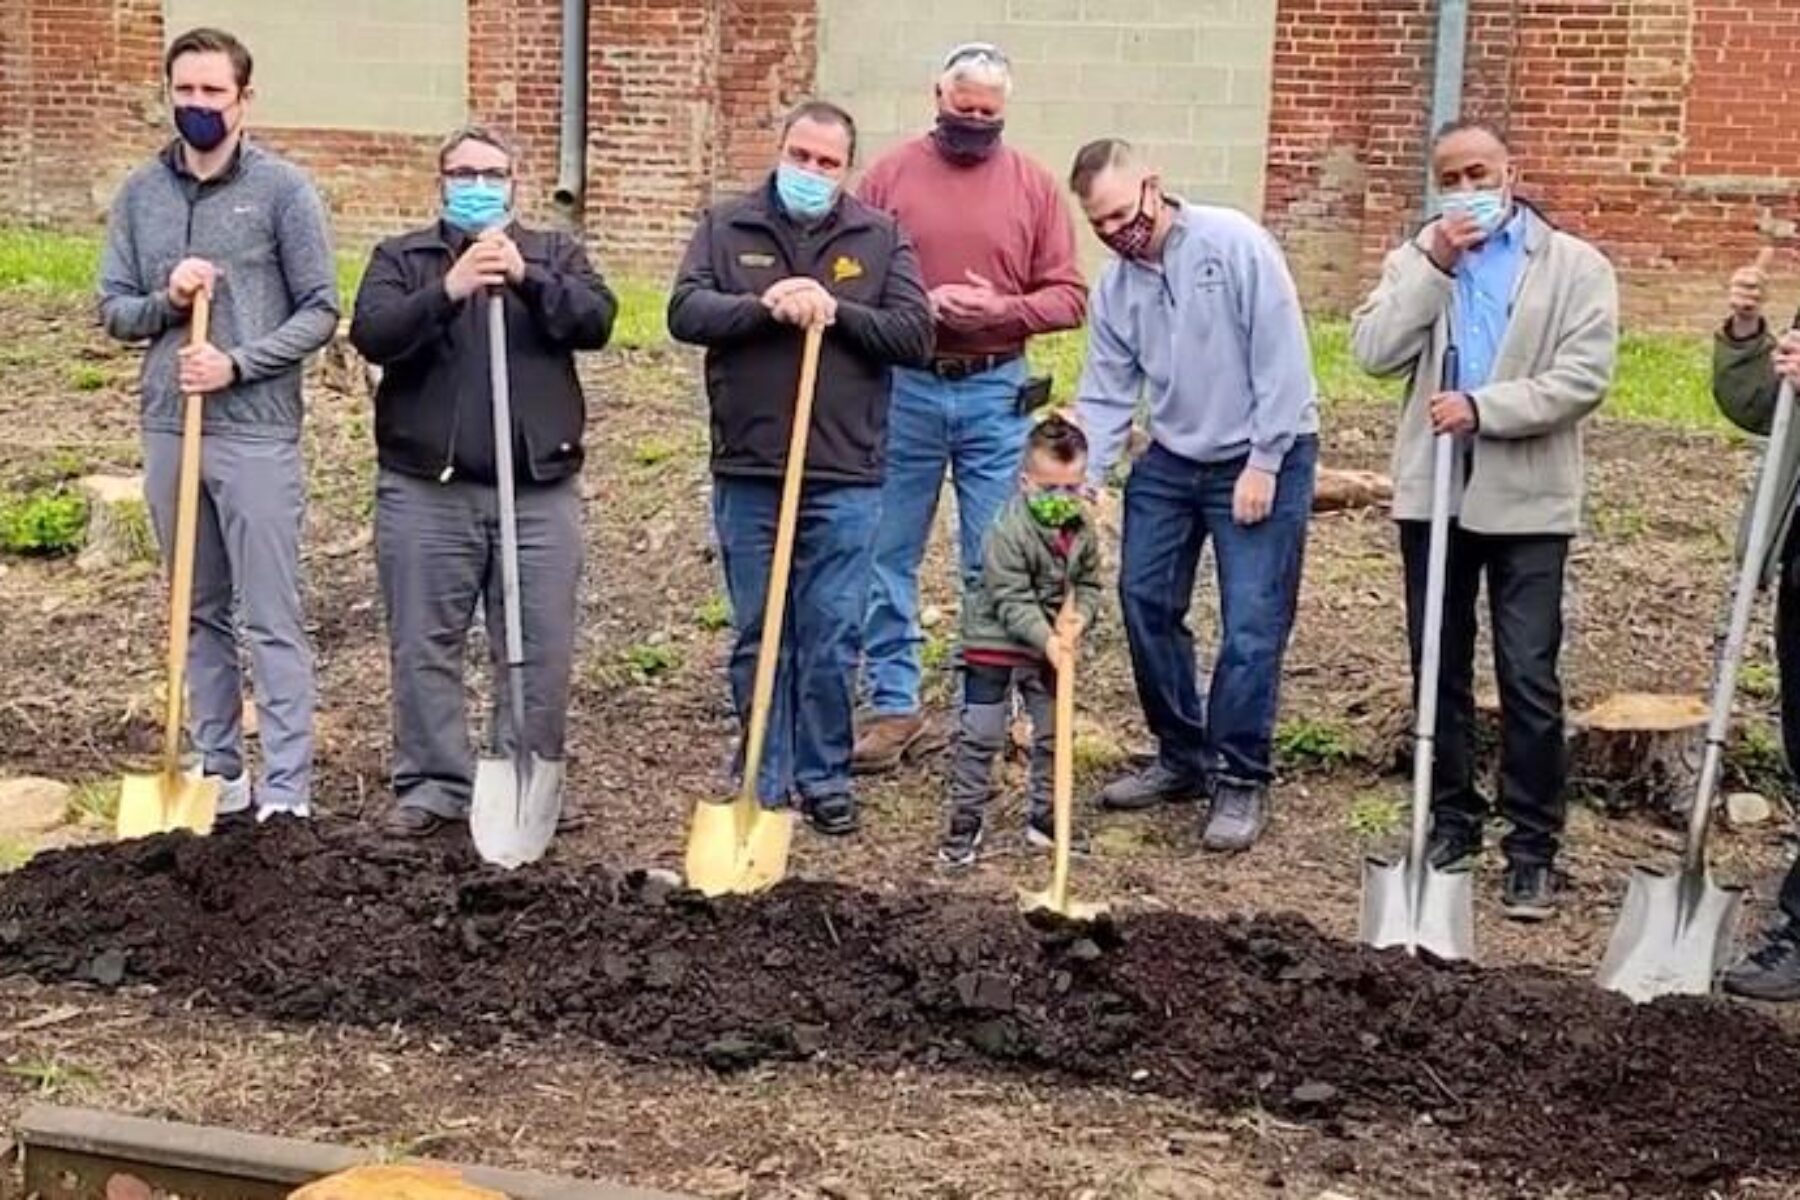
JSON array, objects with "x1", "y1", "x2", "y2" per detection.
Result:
[{"x1": 174, "y1": 105, "x2": 231, "y2": 153}]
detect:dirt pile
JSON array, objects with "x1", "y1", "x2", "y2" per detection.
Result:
[{"x1": 2, "y1": 821, "x2": 1797, "y2": 1198}]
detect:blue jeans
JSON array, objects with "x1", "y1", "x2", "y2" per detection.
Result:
[
  {"x1": 1119, "y1": 438, "x2": 1317, "y2": 785},
  {"x1": 713, "y1": 476, "x2": 881, "y2": 808},
  {"x1": 863, "y1": 359, "x2": 1030, "y2": 715}
]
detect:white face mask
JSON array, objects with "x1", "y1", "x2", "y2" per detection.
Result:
[{"x1": 1437, "y1": 188, "x2": 1509, "y2": 236}]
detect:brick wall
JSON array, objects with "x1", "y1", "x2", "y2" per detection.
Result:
[
  {"x1": 1266, "y1": 0, "x2": 1800, "y2": 328},
  {"x1": 4, "y1": 0, "x2": 815, "y2": 276}
]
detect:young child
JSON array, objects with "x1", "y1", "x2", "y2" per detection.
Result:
[{"x1": 939, "y1": 416, "x2": 1106, "y2": 867}]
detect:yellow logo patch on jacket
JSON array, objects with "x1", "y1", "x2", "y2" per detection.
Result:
[{"x1": 831, "y1": 255, "x2": 864, "y2": 283}]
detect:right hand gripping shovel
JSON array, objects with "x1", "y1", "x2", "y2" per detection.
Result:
[
  {"x1": 1359, "y1": 342, "x2": 1476, "y2": 961},
  {"x1": 1594, "y1": 369, "x2": 1792, "y2": 1000}
]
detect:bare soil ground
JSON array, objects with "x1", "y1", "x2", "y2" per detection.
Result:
[{"x1": 0, "y1": 294, "x2": 1797, "y2": 1199}]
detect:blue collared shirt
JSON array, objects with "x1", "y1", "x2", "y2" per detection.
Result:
[
  {"x1": 1451, "y1": 207, "x2": 1527, "y2": 391},
  {"x1": 1075, "y1": 202, "x2": 1318, "y2": 482}
]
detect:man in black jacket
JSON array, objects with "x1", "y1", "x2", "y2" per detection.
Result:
[
  {"x1": 350, "y1": 124, "x2": 616, "y2": 838},
  {"x1": 669, "y1": 99, "x2": 933, "y2": 835}
]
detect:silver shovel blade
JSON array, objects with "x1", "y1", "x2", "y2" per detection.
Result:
[
  {"x1": 470, "y1": 752, "x2": 565, "y2": 870},
  {"x1": 1360, "y1": 856, "x2": 1477, "y2": 962},
  {"x1": 1597, "y1": 867, "x2": 1744, "y2": 1003}
]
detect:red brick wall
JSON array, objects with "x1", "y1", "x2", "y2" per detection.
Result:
[
  {"x1": 1265, "y1": 0, "x2": 1800, "y2": 328},
  {"x1": 4, "y1": 0, "x2": 816, "y2": 275}
]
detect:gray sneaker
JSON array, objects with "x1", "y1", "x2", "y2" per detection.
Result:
[
  {"x1": 209, "y1": 771, "x2": 251, "y2": 816},
  {"x1": 1096, "y1": 761, "x2": 1207, "y2": 812},
  {"x1": 1202, "y1": 781, "x2": 1269, "y2": 852}
]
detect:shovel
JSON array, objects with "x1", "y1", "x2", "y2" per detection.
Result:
[
  {"x1": 684, "y1": 324, "x2": 825, "y2": 897},
  {"x1": 1359, "y1": 343, "x2": 1476, "y2": 960},
  {"x1": 118, "y1": 292, "x2": 222, "y2": 840},
  {"x1": 1594, "y1": 381, "x2": 1791, "y2": 1000},
  {"x1": 1022, "y1": 595, "x2": 1106, "y2": 922},
  {"x1": 469, "y1": 292, "x2": 565, "y2": 869}
]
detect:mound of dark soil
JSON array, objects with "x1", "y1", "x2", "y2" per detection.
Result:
[{"x1": 1, "y1": 821, "x2": 1797, "y2": 1198}]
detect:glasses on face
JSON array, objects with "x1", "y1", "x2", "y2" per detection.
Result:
[
  {"x1": 942, "y1": 41, "x2": 1010, "y2": 70},
  {"x1": 442, "y1": 167, "x2": 511, "y2": 184}
]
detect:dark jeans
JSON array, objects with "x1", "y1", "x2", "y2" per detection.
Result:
[
  {"x1": 1400, "y1": 521, "x2": 1570, "y2": 866},
  {"x1": 713, "y1": 476, "x2": 880, "y2": 809},
  {"x1": 1119, "y1": 438, "x2": 1316, "y2": 785},
  {"x1": 1772, "y1": 526, "x2": 1800, "y2": 925}
]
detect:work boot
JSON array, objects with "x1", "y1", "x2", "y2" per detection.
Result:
[
  {"x1": 804, "y1": 793, "x2": 859, "y2": 837},
  {"x1": 1500, "y1": 861, "x2": 1562, "y2": 922},
  {"x1": 852, "y1": 713, "x2": 927, "y2": 775},
  {"x1": 1025, "y1": 810, "x2": 1091, "y2": 856},
  {"x1": 1723, "y1": 925, "x2": 1800, "y2": 1002},
  {"x1": 1201, "y1": 780, "x2": 1269, "y2": 853},
  {"x1": 1426, "y1": 821, "x2": 1483, "y2": 872},
  {"x1": 1095, "y1": 760, "x2": 1206, "y2": 812},
  {"x1": 383, "y1": 806, "x2": 452, "y2": 838},
  {"x1": 937, "y1": 811, "x2": 985, "y2": 870}
]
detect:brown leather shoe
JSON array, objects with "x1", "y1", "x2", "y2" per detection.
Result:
[{"x1": 852, "y1": 712, "x2": 927, "y2": 775}]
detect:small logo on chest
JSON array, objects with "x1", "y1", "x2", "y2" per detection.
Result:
[
  {"x1": 738, "y1": 251, "x2": 776, "y2": 268},
  {"x1": 831, "y1": 255, "x2": 864, "y2": 283}
]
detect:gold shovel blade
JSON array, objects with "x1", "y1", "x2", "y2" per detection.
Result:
[
  {"x1": 684, "y1": 798, "x2": 748, "y2": 897},
  {"x1": 1019, "y1": 886, "x2": 1108, "y2": 924},
  {"x1": 116, "y1": 770, "x2": 220, "y2": 840}
]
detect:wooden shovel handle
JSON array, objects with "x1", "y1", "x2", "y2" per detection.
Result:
[
  {"x1": 736, "y1": 323, "x2": 825, "y2": 806},
  {"x1": 160, "y1": 292, "x2": 211, "y2": 780},
  {"x1": 1048, "y1": 592, "x2": 1078, "y2": 908}
]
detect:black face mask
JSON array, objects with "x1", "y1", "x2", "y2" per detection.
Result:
[
  {"x1": 932, "y1": 112, "x2": 1004, "y2": 166},
  {"x1": 174, "y1": 105, "x2": 231, "y2": 153}
]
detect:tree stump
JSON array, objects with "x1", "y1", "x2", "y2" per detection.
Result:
[
  {"x1": 1568, "y1": 692, "x2": 1708, "y2": 819},
  {"x1": 75, "y1": 473, "x2": 156, "y2": 572}
]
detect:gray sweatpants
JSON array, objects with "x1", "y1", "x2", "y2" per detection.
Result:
[
  {"x1": 374, "y1": 468, "x2": 583, "y2": 820},
  {"x1": 143, "y1": 431, "x2": 315, "y2": 808},
  {"x1": 948, "y1": 661, "x2": 1056, "y2": 822}
]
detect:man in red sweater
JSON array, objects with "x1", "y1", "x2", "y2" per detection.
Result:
[{"x1": 853, "y1": 41, "x2": 1088, "y2": 772}]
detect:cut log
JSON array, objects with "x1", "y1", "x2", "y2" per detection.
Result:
[
  {"x1": 75, "y1": 473, "x2": 156, "y2": 572},
  {"x1": 1312, "y1": 468, "x2": 1394, "y2": 514},
  {"x1": 1569, "y1": 692, "x2": 1708, "y2": 819}
]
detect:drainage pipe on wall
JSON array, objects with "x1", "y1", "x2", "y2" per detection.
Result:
[
  {"x1": 553, "y1": 0, "x2": 590, "y2": 221},
  {"x1": 1424, "y1": 0, "x2": 1469, "y2": 214}
]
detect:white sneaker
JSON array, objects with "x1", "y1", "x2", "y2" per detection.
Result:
[
  {"x1": 210, "y1": 772, "x2": 252, "y2": 816},
  {"x1": 255, "y1": 800, "x2": 312, "y2": 824}
]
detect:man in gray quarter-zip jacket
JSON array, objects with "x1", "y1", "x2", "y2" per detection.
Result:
[{"x1": 97, "y1": 27, "x2": 339, "y2": 823}]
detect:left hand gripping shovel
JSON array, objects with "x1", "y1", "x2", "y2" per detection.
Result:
[
  {"x1": 1359, "y1": 342, "x2": 1475, "y2": 961},
  {"x1": 1021, "y1": 596, "x2": 1106, "y2": 923},
  {"x1": 1594, "y1": 371, "x2": 1792, "y2": 1000},
  {"x1": 684, "y1": 324, "x2": 824, "y2": 897},
  {"x1": 118, "y1": 291, "x2": 221, "y2": 840},
  {"x1": 470, "y1": 292, "x2": 565, "y2": 869}
]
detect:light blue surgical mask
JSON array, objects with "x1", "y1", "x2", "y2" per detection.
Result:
[
  {"x1": 776, "y1": 164, "x2": 838, "y2": 221},
  {"x1": 443, "y1": 179, "x2": 511, "y2": 233},
  {"x1": 1436, "y1": 188, "x2": 1509, "y2": 237}
]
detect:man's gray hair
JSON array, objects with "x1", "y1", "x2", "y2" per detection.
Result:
[
  {"x1": 938, "y1": 42, "x2": 1012, "y2": 95},
  {"x1": 437, "y1": 123, "x2": 517, "y2": 172}
]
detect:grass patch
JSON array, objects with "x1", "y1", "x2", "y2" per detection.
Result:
[
  {"x1": 0, "y1": 838, "x2": 33, "y2": 873},
  {"x1": 695, "y1": 595, "x2": 732, "y2": 633},
  {"x1": 1741, "y1": 661, "x2": 1779, "y2": 703},
  {"x1": 1275, "y1": 718, "x2": 1355, "y2": 771},
  {"x1": 0, "y1": 227, "x2": 97, "y2": 295},
  {"x1": 1346, "y1": 792, "x2": 1405, "y2": 839},
  {"x1": 0, "y1": 488, "x2": 88, "y2": 556},
  {"x1": 632, "y1": 437, "x2": 683, "y2": 468},
  {"x1": 4, "y1": 1057, "x2": 98, "y2": 1096},
  {"x1": 1729, "y1": 719, "x2": 1789, "y2": 794},
  {"x1": 622, "y1": 641, "x2": 682, "y2": 685},
  {"x1": 66, "y1": 780, "x2": 121, "y2": 826},
  {"x1": 68, "y1": 364, "x2": 109, "y2": 392}
]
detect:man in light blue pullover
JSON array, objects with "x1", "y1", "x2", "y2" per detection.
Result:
[{"x1": 1070, "y1": 138, "x2": 1318, "y2": 852}]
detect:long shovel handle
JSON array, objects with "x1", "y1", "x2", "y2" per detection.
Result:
[
  {"x1": 486, "y1": 295, "x2": 530, "y2": 740},
  {"x1": 1410, "y1": 344, "x2": 1460, "y2": 880},
  {"x1": 737, "y1": 324, "x2": 825, "y2": 808},
  {"x1": 161, "y1": 291, "x2": 212, "y2": 782},
  {"x1": 1047, "y1": 593, "x2": 1079, "y2": 910},
  {"x1": 1686, "y1": 371, "x2": 1798, "y2": 872}
]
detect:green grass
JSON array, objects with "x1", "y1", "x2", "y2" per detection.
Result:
[
  {"x1": 0, "y1": 224, "x2": 1727, "y2": 428},
  {"x1": 0, "y1": 488, "x2": 88, "y2": 556},
  {"x1": 1742, "y1": 661, "x2": 1780, "y2": 703},
  {"x1": 622, "y1": 641, "x2": 682, "y2": 685},
  {"x1": 0, "y1": 838, "x2": 33, "y2": 873},
  {"x1": 1275, "y1": 717, "x2": 1355, "y2": 772},
  {"x1": 695, "y1": 595, "x2": 732, "y2": 633},
  {"x1": 1346, "y1": 792, "x2": 1405, "y2": 839},
  {"x1": 66, "y1": 780, "x2": 121, "y2": 826}
]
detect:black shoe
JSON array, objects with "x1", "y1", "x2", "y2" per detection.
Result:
[
  {"x1": 1096, "y1": 761, "x2": 1206, "y2": 812},
  {"x1": 1025, "y1": 811, "x2": 1090, "y2": 855},
  {"x1": 382, "y1": 806, "x2": 452, "y2": 839},
  {"x1": 804, "y1": 793, "x2": 859, "y2": 837},
  {"x1": 1426, "y1": 822, "x2": 1482, "y2": 872},
  {"x1": 1202, "y1": 781, "x2": 1269, "y2": 853},
  {"x1": 938, "y1": 812, "x2": 985, "y2": 869},
  {"x1": 1501, "y1": 861, "x2": 1561, "y2": 922},
  {"x1": 1723, "y1": 926, "x2": 1800, "y2": 1002}
]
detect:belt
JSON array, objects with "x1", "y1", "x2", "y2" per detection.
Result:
[{"x1": 927, "y1": 352, "x2": 1021, "y2": 381}]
